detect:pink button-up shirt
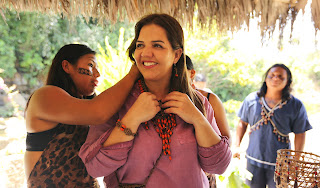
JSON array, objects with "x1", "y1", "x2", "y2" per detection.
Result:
[{"x1": 79, "y1": 82, "x2": 231, "y2": 188}]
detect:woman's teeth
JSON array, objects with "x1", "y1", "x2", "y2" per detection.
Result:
[{"x1": 143, "y1": 62, "x2": 157, "y2": 66}]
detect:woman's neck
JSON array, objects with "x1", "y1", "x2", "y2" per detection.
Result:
[
  {"x1": 264, "y1": 90, "x2": 282, "y2": 101},
  {"x1": 71, "y1": 88, "x2": 82, "y2": 99},
  {"x1": 144, "y1": 79, "x2": 170, "y2": 100}
]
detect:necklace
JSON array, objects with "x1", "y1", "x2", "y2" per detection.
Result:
[
  {"x1": 249, "y1": 97, "x2": 289, "y2": 143},
  {"x1": 138, "y1": 79, "x2": 177, "y2": 160}
]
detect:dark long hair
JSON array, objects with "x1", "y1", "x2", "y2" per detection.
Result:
[
  {"x1": 127, "y1": 14, "x2": 205, "y2": 115},
  {"x1": 25, "y1": 44, "x2": 95, "y2": 115},
  {"x1": 46, "y1": 44, "x2": 96, "y2": 98},
  {"x1": 257, "y1": 64, "x2": 292, "y2": 101},
  {"x1": 186, "y1": 55, "x2": 194, "y2": 70}
]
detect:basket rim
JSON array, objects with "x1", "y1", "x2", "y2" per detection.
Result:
[
  {"x1": 277, "y1": 149, "x2": 320, "y2": 165},
  {"x1": 277, "y1": 149, "x2": 320, "y2": 157}
]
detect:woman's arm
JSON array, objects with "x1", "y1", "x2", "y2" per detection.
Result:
[
  {"x1": 233, "y1": 119, "x2": 248, "y2": 159},
  {"x1": 80, "y1": 91, "x2": 161, "y2": 178},
  {"x1": 28, "y1": 65, "x2": 140, "y2": 126},
  {"x1": 196, "y1": 96, "x2": 231, "y2": 174},
  {"x1": 79, "y1": 115, "x2": 134, "y2": 178},
  {"x1": 162, "y1": 91, "x2": 221, "y2": 147},
  {"x1": 103, "y1": 92, "x2": 160, "y2": 147},
  {"x1": 207, "y1": 93, "x2": 231, "y2": 140},
  {"x1": 294, "y1": 132, "x2": 306, "y2": 151},
  {"x1": 198, "y1": 137, "x2": 231, "y2": 174},
  {"x1": 162, "y1": 91, "x2": 231, "y2": 174}
]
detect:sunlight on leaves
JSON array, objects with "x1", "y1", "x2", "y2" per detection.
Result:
[{"x1": 95, "y1": 27, "x2": 133, "y2": 93}]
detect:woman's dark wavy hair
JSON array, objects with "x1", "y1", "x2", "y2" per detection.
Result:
[
  {"x1": 25, "y1": 44, "x2": 95, "y2": 115},
  {"x1": 257, "y1": 64, "x2": 292, "y2": 101},
  {"x1": 186, "y1": 55, "x2": 194, "y2": 70},
  {"x1": 127, "y1": 13, "x2": 205, "y2": 115},
  {"x1": 46, "y1": 44, "x2": 96, "y2": 98}
]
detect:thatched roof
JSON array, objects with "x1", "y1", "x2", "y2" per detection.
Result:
[{"x1": 1, "y1": 0, "x2": 319, "y2": 37}]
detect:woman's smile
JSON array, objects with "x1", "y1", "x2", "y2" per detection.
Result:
[{"x1": 143, "y1": 61, "x2": 158, "y2": 68}]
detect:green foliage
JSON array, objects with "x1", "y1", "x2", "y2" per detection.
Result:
[
  {"x1": 95, "y1": 27, "x2": 133, "y2": 92},
  {"x1": 185, "y1": 26, "x2": 260, "y2": 103},
  {"x1": 185, "y1": 20, "x2": 320, "y2": 121},
  {"x1": 0, "y1": 103, "x2": 15, "y2": 117},
  {"x1": 227, "y1": 171, "x2": 250, "y2": 188},
  {"x1": 0, "y1": 21, "x2": 16, "y2": 78},
  {"x1": 0, "y1": 40, "x2": 16, "y2": 78},
  {"x1": 217, "y1": 159, "x2": 252, "y2": 188},
  {"x1": 0, "y1": 77, "x2": 20, "y2": 117},
  {"x1": 223, "y1": 99, "x2": 243, "y2": 129},
  {"x1": 306, "y1": 50, "x2": 320, "y2": 87},
  {"x1": 0, "y1": 10, "x2": 133, "y2": 91}
]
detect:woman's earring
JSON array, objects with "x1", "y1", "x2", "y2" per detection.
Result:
[{"x1": 174, "y1": 64, "x2": 178, "y2": 77}]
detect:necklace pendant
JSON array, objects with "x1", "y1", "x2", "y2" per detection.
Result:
[{"x1": 138, "y1": 79, "x2": 176, "y2": 160}]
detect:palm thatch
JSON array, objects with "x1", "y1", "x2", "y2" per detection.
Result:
[
  {"x1": 312, "y1": 0, "x2": 320, "y2": 32},
  {"x1": 0, "y1": 0, "x2": 319, "y2": 37}
]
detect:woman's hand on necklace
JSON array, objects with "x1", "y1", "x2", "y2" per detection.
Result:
[
  {"x1": 162, "y1": 91, "x2": 221, "y2": 147},
  {"x1": 161, "y1": 91, "x2": 204, "y2": 125},
  {"x1": 124, "y1": 92, "x2": 161, "y2": 126}
]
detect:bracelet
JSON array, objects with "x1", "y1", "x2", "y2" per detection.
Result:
[{"x1": 116, "y1": 119, "x2": 136, "y2": 137}]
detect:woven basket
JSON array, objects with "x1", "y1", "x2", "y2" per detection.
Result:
[{"x1": 275, "y1": 149, "x2": 320, "y2": 188}]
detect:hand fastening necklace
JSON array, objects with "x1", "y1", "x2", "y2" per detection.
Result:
[{"x1": 138, "y1": 79, "x2": 177, "y2": 160}]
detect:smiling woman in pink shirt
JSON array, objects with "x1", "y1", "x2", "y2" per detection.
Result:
[{"x1": 79, "y1": 13, "x2": 231, "y2": 188}]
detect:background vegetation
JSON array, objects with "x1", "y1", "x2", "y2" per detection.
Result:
[
  {"x1": 0, "y1": 10, "x2": 319, "y2": 188},
  {"x1": 0, "y1": 11, "x2": 134, "y2": 94}
]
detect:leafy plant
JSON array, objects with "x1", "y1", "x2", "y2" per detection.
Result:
[
  {"x1": 0, "y1": 10, "x2": 134, "y2": 92},
  {"x1": 223, "y1": 99, "x2": 243, "y2": 129},
  {"x1": 95, "y1": 27, "x2": 133, "y2": 92},
  {"x1": 0, "y1": 36, "x2": 16, "y2": 79},
  {"x1": 0, "y1": 75, "x2": 21, "y2": 117},
  {"x1": 217, "y1": 159, "x2": 252, "y2": 188}
]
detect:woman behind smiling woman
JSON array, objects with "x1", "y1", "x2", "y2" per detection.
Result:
[
  {"x1": 185, "y1": 55, "x2": 231, "y2": 141},
  {"x1": 25, "y1": 44, "x2": 139, "y2": 187},
  {"x1": 79, "y1": 14, "x2": 231, "y2": 188},
  {"x1": 185, "y1": 55, "x2": 231, "y2": 188}
]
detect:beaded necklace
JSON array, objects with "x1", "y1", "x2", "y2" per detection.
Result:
[
  {"x1": 138, "y1": 79, "x2": 177, "y2": 160},
  {"x1": 249, "y1": 97, "x2": 289, "y2": 143}
]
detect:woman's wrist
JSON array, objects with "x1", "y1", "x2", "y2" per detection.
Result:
[
  {"x1": 127, "y1": 64, "x2": 140, "y2": 81},
  {"x1": 121, "y1": 113, "x2": 141, "y2": 131},
  {"x1": 191, "y1": 113, "x2": 208, "y2": 127},
  {"x1": 116, "y1": 119, "x2": 136, "y2": 137}
]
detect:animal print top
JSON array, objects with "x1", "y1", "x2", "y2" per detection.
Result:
[{"x1": 27, "y1": 124, "x2": 99, "y2": 187}]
